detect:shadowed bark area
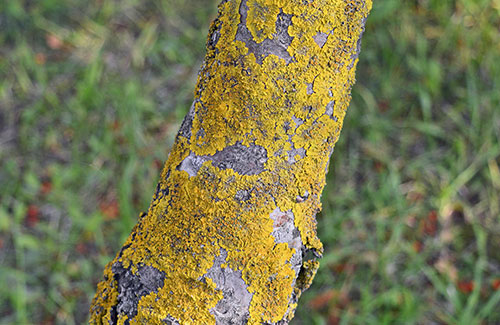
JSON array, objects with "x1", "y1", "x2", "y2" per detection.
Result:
[{"x1": 90, "y1": 0, "x2": 371, "y2": 323}]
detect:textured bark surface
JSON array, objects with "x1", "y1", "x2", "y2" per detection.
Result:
[{"x1": 90, "y1": 0, "x2": 371, "y2": 323}]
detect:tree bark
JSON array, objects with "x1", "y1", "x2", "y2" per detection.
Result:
[{"x1": 90, "y1": 0, "x2": 371, "y2": 323}]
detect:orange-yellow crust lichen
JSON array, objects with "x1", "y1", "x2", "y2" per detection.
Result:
[{"x1": 90, "y1": 0, "x2": 371, "y2": 323}]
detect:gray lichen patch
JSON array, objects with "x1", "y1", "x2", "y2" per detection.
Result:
[
  {"x1": 235, "y1": 0, "x2": 294, "y2": 64},
  {"x1": 205, "y1": 249, "x2": 253, "y2": 324},
  {"x1": 110, "y1": 262, "x2": 166, "y2": 323},
  {"x1": 269, "y1": 208, "x2": 302, "y2": 277}
]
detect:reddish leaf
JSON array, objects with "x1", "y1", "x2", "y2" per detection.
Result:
[
  {"x1": 407, "y1": 191, "x2": 424, "y2": 203},
  {"x1": 99, "y1": 199, "x2": 120, "y2": 220},
  {"x1": 76, "y1": 242, "x2": 88, "y2": 255},
  {"x1": 327, "y1": 312, "x2": 340, "y2": 325},
  {"x1": 41, "y1": 181, "x2": 52, "y2": 195},
  {"x1": 492, "y1": 278, "x2": 500, "y2": 291},
  {"x1": 413, "y1": 240, "x2": 423, "y2": 253},
  {"x1": 111, "y1": 120, "x2": 121, "y2": 131},
  {"x1": 308, "y1": 289, "x2": 335, "y2": 311},
  {"x1": 26, "y1": 205, "x2": 40, "y2": 227},
  {"x1": 46, "y1": 34, "x2": 63, "y2": 50},
  {"x1": 428, "y1": 210, "x2": 438, "y2": 222},
  {"x1": 378, "y1": 100, "x2": 389, "y2": 112},
  {"x1": 330, "y1": 261, "x2": 356, "y2": 275},
  {"x1": 41, "y1": 315, "x2": 55, "y2": 325},
  {"x1": 154, "y1": 159, "x2": 164, "y2": 170},
  {"x1": 35, "y1": 53, "x2": 46, "y2": 65},
  {"x1": 421, "y1": 210, "x2": 438, "y2": 236},
  {"x1": 333, "y1": 263, "x2": 345, "y2": 274},
  {"x1": 374, "y1": 161, "x2": 384, "y2": 172},
  {"x1": 457, "y1": 280, "x2": 474, "y2": 294}
]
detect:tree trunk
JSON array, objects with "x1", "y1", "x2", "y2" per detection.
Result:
[{"x1": 90, "y1": 0, "x2": 371, "y2": 323}]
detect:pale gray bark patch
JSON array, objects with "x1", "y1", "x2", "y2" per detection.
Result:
[
  {"x1": 325, "y1": 100, "x2": 335, "y2": 118},
  {"x1": 178, "y1": 142, "x2": 267, "y2": 176},
  {"x1": 235, "y1": 0, "x2": 294, "y2": 64},
  {"x1": 312, "y1": 32, "x2": 328, "y2": 48},
  {"x1": 196, "y1": 128, "x2": 206, "y2": 141},
  {"x1": 306, "y1": 82, "x2": 314, "y2": 95},
  {"x1": 209, "y1": 30, "x2": 221, "y2": 50},
  {"x1": 211, "y1": 142, "x2": 267, "y2": 175},
  {"x1": 348, "y1": 16, "x2": 367, "y2": 70},
  {"x1": 306, "y1": 74, "x2": 320, "y2": 95},
  {"x1": 287, "y1": 144, "x2": 306, "y2": 164},
  {"x1": 152, "y1": 170, "x2": 170, "y2": 210},
  {"x1": 291, "y1": 115, "x2": 304, "y2": 129},
  {"x1": 286, "y1": 117, "x2": 306, "y2": 163},
  {"x1": 269, "y1": 208, "x2": 303, "y2": 278},
  {"x1": 178, "y1": 152, "x2": 210, "y2": 177},
  {"x1": 162, "y1": 315, "x2": 181, "y2": 324},
  {"x1": 323, "y1": 145, "x2": 336, "y2": 175},
  {"x1": 207, "y1": 19, "x2": 222, "y2": 51},
  {"x1": 206, "y1": 249, "x2": 253, "y2": 324},
  {"x1": 178, "y1": 101, "x2": 197, "y2": 141},
  {"x1": 110, "y1": 262, "x2": 166, "y2": 324},
  {"x1": 235, "y1": 189, "x2": 251, "y2": 202},
  {"x1": 295, "y1": 191, "x2": 309, "y2": 203}
]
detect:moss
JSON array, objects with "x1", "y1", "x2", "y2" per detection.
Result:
[{"x1": 90, "y1": 0, "x2": 371, "y2": 323}]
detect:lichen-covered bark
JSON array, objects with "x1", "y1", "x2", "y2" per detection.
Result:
[{"x1": 90, "y1": 0, "x2": 371, "y2": 323}]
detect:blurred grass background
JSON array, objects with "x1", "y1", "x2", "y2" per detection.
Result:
[{"x1": 0, "y1": 0, "x2": 499, "y2": 324}]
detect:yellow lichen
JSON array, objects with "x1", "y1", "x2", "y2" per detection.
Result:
[
  {"x1": 246, "y1": 0, "x2": 281, "y2": 42},
  {"x1": 90, "y1": 0, "x2": 371, "y2": 323}
]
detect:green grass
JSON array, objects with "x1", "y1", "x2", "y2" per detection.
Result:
[{"x1": 0, "y1": 0, "x2": 499, "y2": 324}]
